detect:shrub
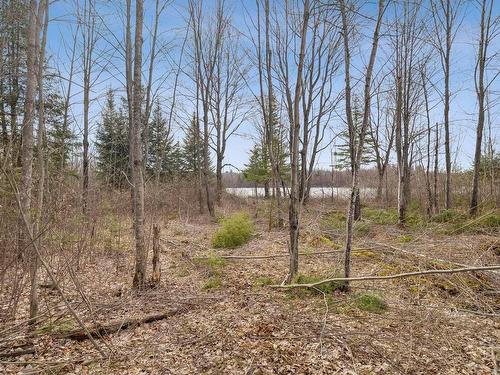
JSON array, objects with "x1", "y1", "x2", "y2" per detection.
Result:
[
  {"x1": 212, "y1": 212, "x2": 254, "y2": 248},
  {"x1": 354, "y1": 294, "x2": 387, "y2": 313}
]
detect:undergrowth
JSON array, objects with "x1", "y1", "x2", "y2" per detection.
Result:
[{"x1": 212, "y1": 212, "x2": 254, "y2": 248}]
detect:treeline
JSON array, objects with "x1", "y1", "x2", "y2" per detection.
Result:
[{"x1": 94, "y1": 90, "x2": 211, "y2": 189}]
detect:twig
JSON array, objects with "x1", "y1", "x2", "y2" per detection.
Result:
[{"x1": 269, "y1": 265, "x2": 500, "y2": 289}]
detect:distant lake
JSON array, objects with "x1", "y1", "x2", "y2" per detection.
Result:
[{"x1": 226, "y1": 187, "x2": 376, "y2": 199}]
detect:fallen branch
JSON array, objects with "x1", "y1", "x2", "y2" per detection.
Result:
[
  {"x1": 56, "y1": 308, "x2": 184, "y2": 341},
  {"x1": 194, "y1": 248, "x2": 372, "y2": 261},
  {"x1": 269, "y1": 265, "x2": 500, "y2": 289},
  {"x1": 0, "y1": 346, "x2": 36, "y2": 358}
]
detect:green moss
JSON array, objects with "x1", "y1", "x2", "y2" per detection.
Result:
[
  {"x1": 36, "y1": 319, "x2": 75, "y2": 334},
  {"x1": 397, "y1": 234, "x2": 414, "y2": 243},
  {"x1": 321, "y1": 210, "x2": 346, "y2": 230},
  {"x1": 291, "y1": 270, "x2": 343, "y2": 295},
  {"x1": 202, "y1": 276, "x2": 222, "y2": 290},
  {"x1": 212, "y1": 212, "x2": 254, "y2": 248},
  {"x1": 363, "y1": 208, "x2": 398, "y2": 225},
  {"x1": 254, "y1": 276, "x2": 275, "y2": 287},
  {"x1": 431, "y1": 209, "x2": 464, "y2": 223},
  {"x1": 196, "y1": 253, "x2": 226, "y2": 277},
  {"x1": 354, "y1": 294, "x2": 387, "y2": 314}
]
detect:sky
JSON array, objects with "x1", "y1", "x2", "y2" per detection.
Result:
[{"x1": 44, "y1": 0, "x2": 499, "y2": 173}]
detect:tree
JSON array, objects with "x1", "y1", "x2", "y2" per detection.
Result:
[
  {"x1": 340, "y1": 0, "x2": 385, "y2": 291},
  {"x1": 335, "y1": 97, "x2": 376, "y2": 171},
  {"x1": 95, "y1": 90, "x2": 129, "y2": 189},
  {"x1": 470, "y1": 0, "x2": 497, "y2": 216},
  {"x1": 243, "y1": 145, "x2": 269, "y2": 189},
  {"x1": 19, "y1": 0, "x2": 43, "y2": 322},
  {"x1": 130, "y1": 0, "x2": 146, "y2": 288},
  {"x1": 147, "y1": 100, "x2": 182, "y2": 180},
  {"x1": 430, "y1": 0, "x2": 463, "y2": 210}
]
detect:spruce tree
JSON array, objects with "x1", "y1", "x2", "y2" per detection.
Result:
[
  {"x1": 95, "y1": 89, "x2": 129, "y2": 188},
  {"x1": 147, "y1": 100, "x2": 182, "y2": 179},
  {"x1": 180, "y1": 114, "x2": 212, "y2": 176}
]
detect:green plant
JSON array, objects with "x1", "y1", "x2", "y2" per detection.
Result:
[
  {"x1": 354, "y1": 294, "x2": 387, "y2": 314},
  {"x1": 321, "y1": 210, "x2": 346, "y2": 230},
  {"x1": 291, "y1": 270, "x2": 343, "y2": 295},
  {"x1": 202, "y1": 276, "x2": 222, "y2": 290},
  {"x1": 212, "y1": 212, "x2": 254, "y2": 248},
  {"x1": 363, "y1": 208, "x2": 398, "y2": 225},
  {"x1": 254, "y1": 276, "x2": 275, "y2": 287},
  {"x1": 431, "y1": 209, "x2": 461, "y2": 223},
  {"x1": 397, "y1": 234, "x2": 414, "y2": 243}
]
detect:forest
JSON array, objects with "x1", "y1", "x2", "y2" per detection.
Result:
[{"x1": 0, "y1": 0, "x2": 499, "y2": 373}]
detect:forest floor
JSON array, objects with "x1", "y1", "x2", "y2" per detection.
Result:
[{"x1": 1, "y1": 199, "x2": 499, "y2": 374}]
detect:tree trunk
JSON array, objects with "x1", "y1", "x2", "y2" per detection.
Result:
[
  {"x1": 286, "y1": 0, "x2": 309, "y2": 284},
  {"x1": 151, "y1": 224, "x2": 161, "y2": 285},
  {"x1": 31, "y1": 0, "x2": 48, "y2": 323},
  {"x1": 470, "y1": 0, "x2": 491, "y2": 216},
  {"x1": 342, "y1": 0, "x2": 385, "y2": 290},
  {"x1": 131, "y1": 0, "x2": 146, "y2": 289}
]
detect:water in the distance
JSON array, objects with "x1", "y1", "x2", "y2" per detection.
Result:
[{"x1": 226, "y1": 187, "x2": 376, "y2": 199}]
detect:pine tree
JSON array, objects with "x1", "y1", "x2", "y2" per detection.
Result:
[
  {"x1": 243, "y1": 144, "x2": 270, "y2": 185},
  {"x1": 147, "y1": 100, "x2": 182, "y2": 179},
  {"x1": 95, "y1": 89, "x2": 129, "y2": 188},
  {"x1": 180, "y1": 113, "x2": 212, "y2": 176},
  {"x1": 335, "y1": 96, "x2": 376, "y2": 170},
  {"x1": 45, "y1": 88, "x2": 77, "y2": 172}
]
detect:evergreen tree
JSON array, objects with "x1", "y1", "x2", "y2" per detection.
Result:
[
  {"x1": 243, "y1": 144, "x2": 270, "y2": 185},
  {"x1": 45, "y1": 88, "x2": 78, "y2": 172},
  {"x1": 95, "y1": 89, "x2": 129, "y2": 188},
  {"x1": 335, "y1": 96, "x2": 376, "y2": 170},
  {"x1": 180, "y1": 113, "x2": 212, "y2": 176},
  {"x1": 147, "y1": 100, "x2": 182, "y2": 179}
]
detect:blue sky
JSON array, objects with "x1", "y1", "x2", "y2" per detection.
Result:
[{"x1": 44, "y1": 0, "x2": 499, "y2": 172}]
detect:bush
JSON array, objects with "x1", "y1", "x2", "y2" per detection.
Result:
[
  {"x1": 212, "y1": 212, "x2": 254, "y2": 248},
  {"x1": 354, "y1": 294, "x2": 387, "y2": 313}
]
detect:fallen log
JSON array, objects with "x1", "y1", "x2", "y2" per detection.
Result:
[
  {"x1": 193, "y1": 248, "x2": 372, "y2": 261},
  {"x1": 270, "y1": 265, "x2": 500, "y2": 289},
  {"x1": 56, "y1": 308, "x2": 183, "y2": 341}
]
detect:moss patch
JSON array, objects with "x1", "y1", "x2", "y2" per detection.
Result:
[{"x1": 354, "y1": 294, "x2": 387, "y2": 314}]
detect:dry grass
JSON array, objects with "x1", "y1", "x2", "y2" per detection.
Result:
[{"x1": 0, "y1": 196, "x2": 499, "y2": 374}]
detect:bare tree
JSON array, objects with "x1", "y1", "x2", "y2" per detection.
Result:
[
  {"x1": 470, "y1": 0, "x2": 498, "y2": 216},
  {"x1": 31, "y1": 0, "x2": 48, "y2": 322},
  {"x1": 209, "y1": 14, "x2": 248, "y2": 205},
  {"x1": 430, "y1": 0, "x2": 463, "y2": 210},
  {"x1": 18, "y1": 0, "x2": 42, "y2": 321},
  {"x1": 370, "y1": 79, "x2": 395, "y2": 204},
  {"x1": 392, "y1": 0, "x2": 427, "y2": 225},
  {"x1": 131, "y1": 0, "x2": 146, "y2": 288},
  {"x1": 341, "y1": 0, "x2": 385, "y2": 290}
]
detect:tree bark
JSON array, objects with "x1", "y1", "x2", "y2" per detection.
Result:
[
  {"x1": 131, "y1": 0, "x2": 146, "y2": 289},
  {"x1": 151, "y1": 224, "x2": 161, "y2": 285}
]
